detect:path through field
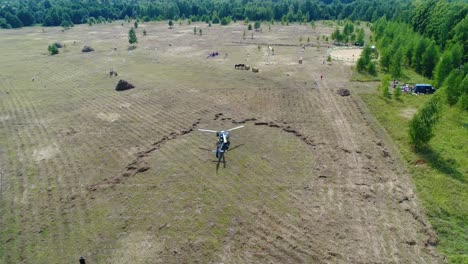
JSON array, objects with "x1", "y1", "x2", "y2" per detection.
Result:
[{"x1": 0, "y1": 22, "x2": 442, "y2": 263}]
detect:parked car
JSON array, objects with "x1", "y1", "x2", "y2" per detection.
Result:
[{"x1": 414, "y1": 84, "x2": 436, "y2": 94}]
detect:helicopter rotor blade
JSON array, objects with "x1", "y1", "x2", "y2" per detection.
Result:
[
  {"x1": 198, "y1": 129, "x2": 218, "y2": 133},
  {"x1": 227, "y1": 125, "x2": 244, "y2": 131}
]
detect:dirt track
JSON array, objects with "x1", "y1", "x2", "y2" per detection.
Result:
[{"x1": 0, "y1": 22, "x2": 443, "y2": 263}]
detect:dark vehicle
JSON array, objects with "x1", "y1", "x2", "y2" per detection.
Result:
[{"x1": 414, "y1": 84, "x2": 436, "y2": 94}]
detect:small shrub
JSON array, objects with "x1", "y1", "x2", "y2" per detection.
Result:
[
  {"x1": 248, "y1": 24, "x2": 252, "y2": 30},
  {"x1": 48, "y1": 44, "x2": 58, "y2": 55}
]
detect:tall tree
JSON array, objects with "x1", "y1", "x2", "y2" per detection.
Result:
[
  {"x1": 128, "y1": 27, "x2": 137, "y2": 45},
  {"x1": 421, "y1": 41, "x2": 439, "y2": 78}
]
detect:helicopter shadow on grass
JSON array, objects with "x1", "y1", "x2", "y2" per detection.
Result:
[{"x1": 199, "y1": 144, "x2": 244, "y2": 173}]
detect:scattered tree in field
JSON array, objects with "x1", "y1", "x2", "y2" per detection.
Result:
[
  {"x1": 194, "y1": 27, "x2": 197, "y2": 35},
  {"x1": 254, "y1": 21, "x2": 261, "y2": 31},
  {"x1": 220, "y1": 17, "x2": 230, "y2": 25},
  {"x1": 199, "y1": 28, "x2": 202, "y2": 36},
  {"x1": 128, "y1": 27, "x2": 137, "y2": 44},
  {"x1": 48, "y1": 44, "x2": 58, "y2": 55},
  {"x1": 168, "y1": 20, "x2": 173, "y2": 29},
  {"x1": 134, "y1": 21, "x2": 138, "y2": 28},
  {"x1": 143, "y1": 29, "x2": 147, "y2": 36},
  {"x1": 356, "y1": 45, "x2": 374, "y2": 75},
  {"x1": 208, "y1": 22, "x2": 211, "y2": 27},
  {"x1": 248, "y1": 24, "x2": 252, "y2": 30},
  {"x1": 212, "y1": 11, "x2": 220, "y2": 24},
  {"x1": 307, "y1": 36, "x2": 310, "y2": 43},
  {"x1": 409, "y1": 95, "x2": 442, "y2": 149},
  {"x1": 327, "y1": 55, "x2": 331, "y2": 62}
]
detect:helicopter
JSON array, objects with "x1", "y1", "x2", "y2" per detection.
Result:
[{"x1": 198, "y1": 125, "x2": 244, "y2": 171}]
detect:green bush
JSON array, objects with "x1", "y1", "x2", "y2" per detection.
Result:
[{"x1": 48, "y1": 44, "x2": 58, "y2": 55}]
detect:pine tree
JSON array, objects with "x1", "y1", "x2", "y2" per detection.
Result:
[
  {"x1": 409, "y1": 95, "x2": 442, "y2": 149},
  {"x1": 421, "y1": 42, "x2": 439, "y2": 78},
  {"x1": 128, "y1": 27, "x2": 137, "y2": 45}
]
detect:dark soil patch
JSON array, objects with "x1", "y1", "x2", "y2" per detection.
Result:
[
  {"x1": 81, "y1": 46, "x2": 94, "y2": 52},
  {"x1": 115, "y1": 80, "x2": 135, "y2": 91},
  {"x1": 337, "y1": 88, "x2": 350, "y2": 96}
]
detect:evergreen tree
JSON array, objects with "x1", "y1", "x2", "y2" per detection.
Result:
[
  {"x1": 128, "y1": 27, "x2": 137, "y2": 44},
  {"x1": 254, "y1": 21, "x2": 261, "y2": 31},
  {"x1": 421, "y1": 41, "x2": 439, "y2": 78},
  {"x1": 409, "y1": 95, "x2": 442, "y2": 149},
  {"x1": 389, "y1": 48, "x2": 404, "y2": 78},
  {"x1": 168, "y1": 20, "x2": 173, "y2": 28}
]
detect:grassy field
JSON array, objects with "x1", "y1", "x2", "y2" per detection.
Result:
[
  {"x1": 0, "y1": 20, "x2": 447, "y2": 263},
  {"x1": 360, "y1": 91, "x2": 468, "y2": 263}
]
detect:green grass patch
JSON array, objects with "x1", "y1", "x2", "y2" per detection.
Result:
[
  {"x1": 360, "y1": 92, "x2": 468, "y2": 263},
  {"x1": 350, "y1": 67, "x2": 381, "y2": 82}
]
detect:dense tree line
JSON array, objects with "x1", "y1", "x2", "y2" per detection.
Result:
[
  {"x1": 0, "y1": 0, "x2": 413, "y2": 29},
  {"x1": 372, "y1": 0, "x2": 467, "y2": 110}
]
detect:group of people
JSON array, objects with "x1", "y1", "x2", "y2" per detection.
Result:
[{"x1": 393, "y1": 80, "x2": 412, "y2": 93}]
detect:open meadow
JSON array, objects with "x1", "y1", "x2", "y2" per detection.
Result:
[{"x1": 0, "y1": 21, "x2": 444, "y2": 263}]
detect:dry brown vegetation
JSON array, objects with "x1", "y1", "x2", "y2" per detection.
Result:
[{"x1": 0, "y1": 21, "x2": 443, "y2": 263}]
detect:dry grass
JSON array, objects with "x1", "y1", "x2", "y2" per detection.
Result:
[{"x1": 0, "y1": 21, "x2": 444, "y2": 263}]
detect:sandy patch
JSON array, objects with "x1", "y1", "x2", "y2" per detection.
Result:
[
  {"x1": 110, "y1": 232, "x2": 162, "y2": 263},
  {"x1": 33, "y1": 144, "x2": 59, "y2": 162},
  {"x1": 97, "y1": 112, "x2": 120, "y2": 122},
  {"x1": 400, "y1": 108, "x2": 418, "y2": 119},
  {"x1": 329, "y1": 48, "x2": 362, "y2": 62}
]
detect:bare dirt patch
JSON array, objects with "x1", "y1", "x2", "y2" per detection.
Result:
[
  {"x1": 33, "y1": 144, "x2": 59, "y2": 162},
  {"x1": 329, "y1": 47, "x2": 362, "y2": 64}
]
